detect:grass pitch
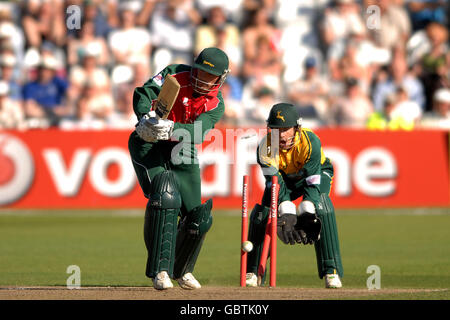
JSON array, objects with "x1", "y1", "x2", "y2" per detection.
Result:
[{"x1": 0, "y1": 208, "x2": 449, "y2": 299}]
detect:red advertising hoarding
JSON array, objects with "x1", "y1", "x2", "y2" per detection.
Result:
[{"x1": 0, "y1": 128, "x2": 448, "y2": 209}]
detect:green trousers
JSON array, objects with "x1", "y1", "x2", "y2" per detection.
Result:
[
  {"x1": 261, "y1": 159, "x2": 334, "y2": 207},
  {"x1": 128, "y1": 132, "x2": 202, "y2": 214}
]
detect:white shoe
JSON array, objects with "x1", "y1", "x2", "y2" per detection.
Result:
[
  {"x1": 325, "y1": 274, "x2": 342, "y2": 288},
  {"x1": 177, "y1": 273, "x2": 201, "y2": 290},
  {"x1": 153, "y1": 271, "x2": 173, "y2": 290},
  {"x1": 246, "y1": 273, "x2": 258, "y2": 287}
]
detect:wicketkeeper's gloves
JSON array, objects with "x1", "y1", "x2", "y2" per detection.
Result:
[
  {"x1": 277, "y1": 214, "x2": 303, "y2": 245},
  {"x1": 295, "y1": 212, "x2": 322, "y2": 245}
]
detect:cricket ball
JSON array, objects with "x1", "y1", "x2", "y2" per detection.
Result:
[{"x1": 242, "y1": 241, "x2": 253, "y2": 253}]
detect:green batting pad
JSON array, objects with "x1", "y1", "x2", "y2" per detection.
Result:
[
  {"x1": 173, "y1": 199, "x2": 213, "y2": 278},
  {"x1": 144, "y1": 171, "x2": 181, "y2": 278},
  {"x1": 246, "y1": 204, "x2": 270, "y2": 276},
  {"x1": 314, "y1": 193, "x2": 344, "y2": 278}
]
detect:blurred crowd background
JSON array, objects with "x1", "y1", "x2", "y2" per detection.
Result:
[{"x1": 0, "y1": 0, "x2": 448, "y2": 131}]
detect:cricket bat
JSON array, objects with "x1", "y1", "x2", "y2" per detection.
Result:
[{"x1": 153, "y1": 74, "x2": 180, "y2": 119}]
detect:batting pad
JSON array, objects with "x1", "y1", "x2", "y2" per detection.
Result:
[
  {"x1": 173, "y1": 199, "x2": 213, "y2": 279},
  {"x1": 246, "y1": 204, "x2": 270, "y2": 277},
  {"x1": 144, "y1": 171, "x2": 181, "y2": 278},
  {"x1": 314, "y1": 193, "x2": 344, "y2": 279}
]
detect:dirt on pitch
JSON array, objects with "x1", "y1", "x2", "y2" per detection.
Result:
[{"x1": 0, "y1": 286, "x2": 443, "y2": 300}]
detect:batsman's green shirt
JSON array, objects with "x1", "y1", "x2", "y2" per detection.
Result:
[{"x1": 129, "y1": 64, "x2": 225, "y2": 211}]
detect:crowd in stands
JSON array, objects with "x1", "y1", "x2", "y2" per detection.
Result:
[{"x1": 0, "y1": 0, "x2": 448, "y2": 131}]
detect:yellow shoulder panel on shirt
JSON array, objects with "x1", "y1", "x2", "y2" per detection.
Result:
[{"x1": 301, "y1": 128, "x2": 326, "y2": 165}]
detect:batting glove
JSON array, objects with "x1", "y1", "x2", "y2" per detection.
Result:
[
  {"x1": 135, "y1": 111, "x2": 158, "y2": 142},
  {"x1": 149, "y1": 118, "x2": 174, "y2": 140}
]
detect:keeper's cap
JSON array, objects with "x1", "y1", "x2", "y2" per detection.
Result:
[
  {"x1": 267, "y1": 103, "x2": 302, "y2": 128},
  {"x1": 194, "y1": 47, "x2": 229, "y2": 76}
]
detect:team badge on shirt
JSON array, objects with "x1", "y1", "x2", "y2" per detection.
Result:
[{"x1": 152, "y1": 73, "x2": 164, "y2": 86}]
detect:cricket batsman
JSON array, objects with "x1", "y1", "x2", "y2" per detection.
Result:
[
  {"x1": 128, "y1": 47, "x2": 230, "y2": 290},
  {"x1": 246, "y1": 103, "x2": 344, "y2": 288}
]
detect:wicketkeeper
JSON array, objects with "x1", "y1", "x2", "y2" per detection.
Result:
[
  {"x1": 128, "y1": 47, "x2": 230, "y2": 290},
  {"x1": 246, "y1": 103, "x2": 344, "y2": 288}
]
